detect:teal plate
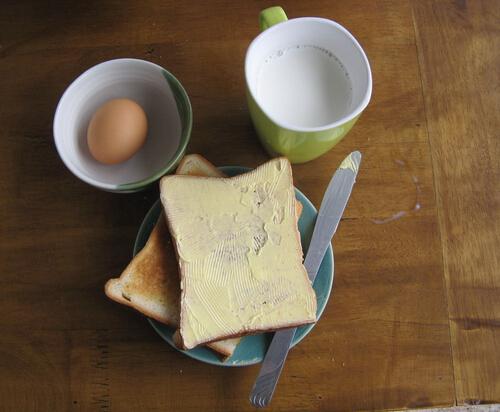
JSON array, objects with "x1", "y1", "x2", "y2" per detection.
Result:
[{"x1": 134, "y1": 166, "x2": 334, "y2": 367}]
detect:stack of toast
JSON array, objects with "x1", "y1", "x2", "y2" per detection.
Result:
[{"x1": 105, "y1": 154, "x2": 317, "y2": 359}]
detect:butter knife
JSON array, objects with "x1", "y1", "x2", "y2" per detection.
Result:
[{"x1": 249, "y1": 151, "x2": 362, "y2": 408}]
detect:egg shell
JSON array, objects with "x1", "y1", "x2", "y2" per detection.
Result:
[{"x1": 87, "y1": 98, "x2": 148, "y2": 165}]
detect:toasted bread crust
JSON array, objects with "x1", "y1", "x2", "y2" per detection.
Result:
[
  {"x1": 176, "y1": 154, "x2": 221, "y2": 177},
  {"x1": 106, "y1": 278, "x2": 179, "y2": 327},
  {"x1": 104, "y1": 214, "x2": 180, "y2": 327},
  {"x1": 206, "y1": 342, "x2": 234, "y2": 359}
]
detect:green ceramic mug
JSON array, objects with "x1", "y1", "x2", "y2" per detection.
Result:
[{"x1": 245, "y1": 7, "x2": 372, "y2": 163}]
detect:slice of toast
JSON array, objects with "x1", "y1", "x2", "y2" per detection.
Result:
[
  {"x1": 105, "y1": 154, "x2": 304, "y2": 357},
  {"x1": 160, "y1": 157, "x2": 317, "y2": 350},
  {"x1": 175, "y1": 154, "x2": 222, "y2": 177},
  {"x1": 105, "y1": 154, "x2": 240, "y2": 358},
  {"x1": 105, "y1": 213, "x2": 180, "y2": 325},
  {"x1": 176, "y1": 155, "x2": 303, "y2": 217}
]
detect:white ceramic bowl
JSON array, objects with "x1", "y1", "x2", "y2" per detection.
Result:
[{"x1": 54, "y1": 58, "x2": 192, "y2": 192}]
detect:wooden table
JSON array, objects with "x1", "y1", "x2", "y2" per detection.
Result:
[{"x1": 1, "y1": 1, "x2": 498, "y2": 411}]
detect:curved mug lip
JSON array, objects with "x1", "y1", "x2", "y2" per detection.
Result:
[
  {"x1": 53, "y1": 58, "x2": 192, "y2": 192},
  {"x1": 245, "y1": 17, "x2": 372, "y2": 133}
]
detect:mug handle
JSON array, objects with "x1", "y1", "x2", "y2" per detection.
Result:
[{"x1": 259, "y1": 6, "x2": 288, "y2": 31}]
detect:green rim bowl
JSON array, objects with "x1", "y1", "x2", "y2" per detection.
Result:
[{"x1": 54, "y1": 58, "x2": 192, "y2": 193}]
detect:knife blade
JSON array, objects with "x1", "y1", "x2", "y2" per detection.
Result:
[{"x1": 249, "y1": 151, "x2": 362, "y2": 408}]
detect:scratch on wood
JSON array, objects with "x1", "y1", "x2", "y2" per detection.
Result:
[
  {"x1": 453, "y1": 318, "x2": 500, "y2": 331},
  {"x1": 90, "y1": 330, "x2": 110, "y2": 411}
]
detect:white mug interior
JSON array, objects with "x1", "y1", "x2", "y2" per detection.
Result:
[{"x1": 245, "y1": 17, "x2": 372, "y2": 132}]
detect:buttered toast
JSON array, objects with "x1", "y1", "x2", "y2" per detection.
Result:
[{"x1": 160, "y1": 157, "x2": 317, "y2": 350}]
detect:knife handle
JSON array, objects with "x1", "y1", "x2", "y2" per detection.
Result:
[{"x1": 249, "y1": 327, "x2": 296, "y2": 408}]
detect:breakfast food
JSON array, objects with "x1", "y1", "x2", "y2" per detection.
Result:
[
  {"x1": 105, "y1": 154, "x2": 240, "y2": 358},
  {"x1": 160, "y1": 157, "x2": 317, "y2": 350},
  {"x1": 105, "y1": 213, "x2": 180, "y2": 324},
  {"x1": 105, "y1": 154, "x2": 308, "y2": 358},
  {"x1": 87, "y1": 98, "x2": 148, "y2": 164}
]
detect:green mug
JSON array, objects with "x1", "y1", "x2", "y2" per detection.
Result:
[{"x1": 245, "y1": 7, "x2": 372, "y2": 163}]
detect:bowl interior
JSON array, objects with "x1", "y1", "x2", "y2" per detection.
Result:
[{"x1": 54, "y1": 59, "x2": 190, "y2": 188}]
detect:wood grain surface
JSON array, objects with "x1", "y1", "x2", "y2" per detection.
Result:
[
  {"x1": 412, "y1": 0, "x2": 500, "y2": 405},
  {"x1": 0, "y1": 1, "x2": 497, "y2": 411}
]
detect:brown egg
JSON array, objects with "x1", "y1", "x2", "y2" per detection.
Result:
[{"x1": 87, "y1": 98, "x2": 148, "y2": 164}]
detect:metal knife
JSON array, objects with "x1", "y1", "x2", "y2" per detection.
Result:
[{"x1": 249, "y1": 151, "x2": 362, "y2": 408}]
